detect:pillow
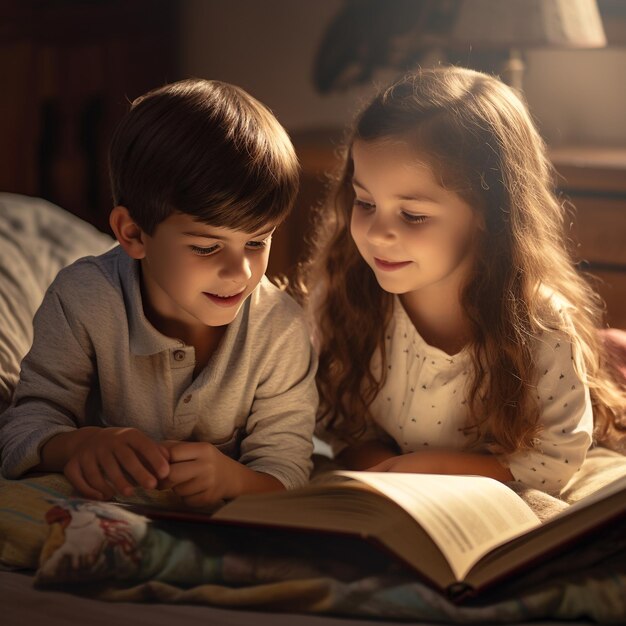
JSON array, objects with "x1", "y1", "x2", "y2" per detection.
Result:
[
  {"x1": 0, "y1": 193, "x2": 114, "y2": 411},
  {"x1": 0, "y1": 473, "x2": 76, "y2": 569},
  {"x1": 0, "y1": 472, "x2": 194, "y2": 571}
]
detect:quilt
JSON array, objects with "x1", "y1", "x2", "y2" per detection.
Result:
[{"x1": 0, "y1": 447, "x2": 625, "y2": 623}]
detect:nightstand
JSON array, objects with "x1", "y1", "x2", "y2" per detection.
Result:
[{"x1": 550, "y1": 146, "x2": 626, "y2": 329}]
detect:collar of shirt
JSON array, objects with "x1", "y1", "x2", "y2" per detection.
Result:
[
  {"x1": 115, "y1": 246, "x2": 254, "y2": 378},
  {"x1": 115, "y1": 248, "x2": 183, "y2": 356},
  {"x1": 392, "y1": 296, "x2": 470, "y2": 369}
]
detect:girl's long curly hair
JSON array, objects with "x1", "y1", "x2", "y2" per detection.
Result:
[{"x1": 300, "y1": 66, "x2": 625, "y2": 453}]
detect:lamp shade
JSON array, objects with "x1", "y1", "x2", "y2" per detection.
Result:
[{"x1": 451, "y1": 0, "x2": 607, "y2": 49}]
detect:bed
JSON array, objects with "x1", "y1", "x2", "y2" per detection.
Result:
[{"x1": 1, "y1": 192, "x2": 625, "y2": 625}]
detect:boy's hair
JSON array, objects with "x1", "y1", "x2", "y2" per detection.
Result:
[
  {"x1": 303, "y1": 66, "x2": 625, "y2": 453},
  {"x1": 109, "y1": 79, "x2": 299, "y2": 234}
]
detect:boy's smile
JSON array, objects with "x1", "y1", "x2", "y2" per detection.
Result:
[
  {"x1": 203, "y1": 290, "x2": 246, "y2": 307},
  {"x1": 137, "y1": 212, "x2": 274, "y2": 340}
]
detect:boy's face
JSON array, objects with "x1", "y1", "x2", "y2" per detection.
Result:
[{"x1": 139, "y1": 212, "x2": 275, "y2": 332}]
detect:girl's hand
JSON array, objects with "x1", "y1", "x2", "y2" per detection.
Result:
[
  {"x1": 336, "y1": 440, "x2": 399, "y2": 470},
  {"x1": 368, "y1": 451, "x2": 446, "y2": 473},
  {"x1": 63, "y1": 427, "x2": 171, "y2": 500},
  {"x1": 160, "y1": 440, "x2": 286, "y2": 507},
  {"x1": 368, "y1": 450, "x2": 514, "y2": 482}
]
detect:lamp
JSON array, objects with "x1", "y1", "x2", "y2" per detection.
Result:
[{"x1": 450, "y1": 0, "x2": 607, "y2": 91}]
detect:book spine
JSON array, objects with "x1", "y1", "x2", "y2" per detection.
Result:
[{"x1": 446, "y1": 582, "x2": 475, "y2": 603}]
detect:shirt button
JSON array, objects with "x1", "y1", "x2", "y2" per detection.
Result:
[
  {"x1": 173, "y1": 350, "x2": 186, "y2": 361},
  {"x1": 183, "y1": 394, "x2": 192, "y2": 404}
]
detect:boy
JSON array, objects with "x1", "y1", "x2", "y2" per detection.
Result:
[{"x1": 0, "y1": 79, "x2": 317, "y2": 507}]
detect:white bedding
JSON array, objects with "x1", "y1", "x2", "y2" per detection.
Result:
[{"x1": 0, "y1": 193, "x2": 113, "y2": 411}]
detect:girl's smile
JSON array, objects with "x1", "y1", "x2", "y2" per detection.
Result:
[{"x1": 374, "y1": 257, "x2": 413, "y2": 271}]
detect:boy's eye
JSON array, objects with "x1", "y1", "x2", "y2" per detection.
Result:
[
  {"x1": 401, "y1": 211, "x2": 429, "y2": 224},
  {"x1": 354, "y1": 199, "x2": 375, "y2": 211},
  {"x1": 190, "y1": 244, "x2": 220, "y2": 256}
]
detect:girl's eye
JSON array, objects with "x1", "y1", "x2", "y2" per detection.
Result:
[
  {"x1": 246, "y1": 238, "x2": 270, "y2": 250},
  {"x1": 402, "y1": 212, "x2": 429, "y2": 224},
  {"x1": 354, "y1": 199, "x2": 375, "y2": 211},
  {"x1": 190, "y1": 244, "x2": 220, "y2": 256}
]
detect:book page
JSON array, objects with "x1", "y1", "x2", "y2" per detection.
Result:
[
  {"x1": 556, "y1": 472, "x2": 626, "y2": 516},
  {"x1": 339, "y1": 472, "x2": 541, "y2": 580},
  {"x1": 465, "y1": 471, "x2": 626, "y2": 589}
]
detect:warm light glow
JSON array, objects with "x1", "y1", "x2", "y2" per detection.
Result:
[{"x1": 451, "y1": 0, "x2": 607, "y2": 49}]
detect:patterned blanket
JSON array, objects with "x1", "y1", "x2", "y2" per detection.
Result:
[{"x1": 1, "y1": 447, "x2": 625, "y2": 623}]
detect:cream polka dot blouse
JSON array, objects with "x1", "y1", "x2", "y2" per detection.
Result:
[{"x1": 323, "y1": 297, "x2": 593, "y2": 494}]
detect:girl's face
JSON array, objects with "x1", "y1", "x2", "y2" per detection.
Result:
[
  {"x1": 350, "y1": 139, "x2": 480, "y2": 303},
  {"x1": 139, "y1": 212, "x2": 274, "y2": 334}
]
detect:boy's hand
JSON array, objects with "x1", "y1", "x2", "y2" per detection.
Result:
[
  {"x1": 159, "y1": 441, "x2": 235, "y2": 507},
  {"x1": 63, "y1": 427, "x2": 170, "y2": 500},
  {"x1": 161, "y1": 441, "x2": 285, "y2": 507}
]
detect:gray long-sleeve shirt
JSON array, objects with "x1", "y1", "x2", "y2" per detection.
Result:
[{"x1": 0, "y1": 246, "x2": 318, "y2": 488}]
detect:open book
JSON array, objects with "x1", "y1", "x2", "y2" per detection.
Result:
[{"x1": 122, "y1": 469, "x2": 626, "y2": 599}]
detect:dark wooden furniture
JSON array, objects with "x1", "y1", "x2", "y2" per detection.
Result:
[
  {"x1": 0, "y1": 0, "x2": 179, "y2": 234},
  {"x1": 267, "y1": 128, "x2": 344, "y2": 279},
  {"x1": 550, "y1": 146, "x2": 626, "y2": 329}
]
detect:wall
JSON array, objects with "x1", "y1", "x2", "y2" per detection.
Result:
[
  {"x1": 180, "y1": 0, "x2": 396, "y2": 132},
  {"x1": 525, "y1": 48, "x2": 626, "y2": 145},
  {"x1": 180, "y1": 0, "x2": 626, "y2": 145}
]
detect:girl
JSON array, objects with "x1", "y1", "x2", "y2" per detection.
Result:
[{"x1": 304, "y1": 66, "x2": 625, "y2": 494}]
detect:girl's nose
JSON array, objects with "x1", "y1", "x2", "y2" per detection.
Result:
[{"x1": 366, "y1": 214, "x2": 396, "y2": 246}]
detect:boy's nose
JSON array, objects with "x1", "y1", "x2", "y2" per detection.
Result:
[{"x1": 218, "y1": 253, "x2": 252, "y2": 282}]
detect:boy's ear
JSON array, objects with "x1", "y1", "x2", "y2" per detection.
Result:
[{"x1": 109, "y1": 206, "x2": 146, "y2": 259}]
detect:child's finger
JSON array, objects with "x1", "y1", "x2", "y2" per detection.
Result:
[
  {"x1": 170, "y1": 475, "x2": 205, "y2": 498},
  {"x1": 78, "y1": 453, "x2": 116, "y2": 499},
  {"x1": 99, "y1": 451, "x2": 138, "y2": 496},
  {"x1": 65, "y1": 462, "x2": 106, "y2": 500},
  {"x1": 167, "y1": 441, "x2": 214, "y2": 464},
  {"x1": 135, "y1": 448, "x2": 170, "y2": 482},
  {"x1": 114, "y1": 446, "x2": 158, "y2": 491},
  {"x1": 163, "y1": 459, "x2": 197, "y2": 488},
  {"x1": 160, "y1": 439, "x2": 178, "y2": 450},
  {"x1": 132, "y1": 441, "x2": 170, "y2": 480}
]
